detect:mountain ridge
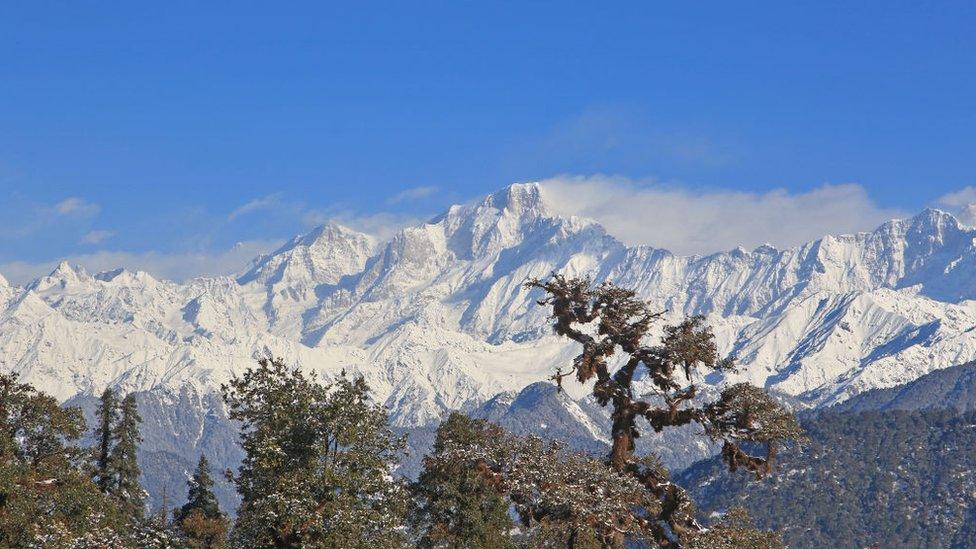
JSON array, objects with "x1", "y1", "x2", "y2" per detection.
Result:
[
  {"x1": 3, "y1": 182, "x2": 976, "y2": 511},
  {"x1": 4, "y1": 183, "x2": 976, "y2": 410}
]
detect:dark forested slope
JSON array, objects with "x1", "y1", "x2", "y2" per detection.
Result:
[{"x1": 679, "y1": 403, "x2": 976, "y2": 548}]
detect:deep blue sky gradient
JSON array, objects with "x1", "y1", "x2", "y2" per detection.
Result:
[{"x1": 1, "y1": 2, "x2": 974, "y2": 265}]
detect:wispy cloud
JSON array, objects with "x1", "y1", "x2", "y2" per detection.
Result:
[
  {"x1": 227, "y1": 193, "x2": 284, "y2": 221},
  {"x1": 934, "y1": 186, "x2": 976, "y2": 208},
  {"x1": 935, "y1": 186, "x2": 976, "y2": 226},
  {"x1": 539, "y1": 175, "x2": 905, "y2": 255},
  {"x1": 0, "y1": 196, "x2": 103, "y2": 240},
  {"x1": 80, "y1": 230, "x2": 114, "y2": 245},
  {"x1": 302, "y1": 208, "x2": 424, "y2": 242},
  {"x1": 387, "y1": 185, "x2": 438, "y2": 204},
  {"x1": 53, "y1": 197, "x2": 100, "y2": 217},
  {"x1": 223, "y1": 192, "x2": 425, "y2": 241}
]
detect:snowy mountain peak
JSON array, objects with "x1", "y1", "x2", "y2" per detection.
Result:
[
  {"x1": 905, "y1": 208, "x2": 960, "y2": 234},
  {"x1": 51, "y1": 260, "x2": 84, "y2": 278},
  {"x1": 93, "y1": 267, "x2": 158, "y2": 286},
  {"x1": 295, "y1": 222, "x2": 374, "y2": 249},
  {"x1": 26, "y1": 261, "x2": 93, "y2": 292},
  {"x1": 238, "y1": 222, "x2": 374, "y2": 287},
  {"x1": 482, "y1": 182, "x2": 548, "y2": 218}
]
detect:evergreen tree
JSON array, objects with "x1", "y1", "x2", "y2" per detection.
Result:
[
  {"x1": 110, "y1": 392, "x2": 144, "y2": 517},
  {"x1": 223, "y1": 358, "x2": 408, "y2": 548},
  {"x1": 178, "y1": 455, "x2": 221, "y2": 520},
  {"x1": 0, "y1": 373, "x2": 131, "y2": 545},
  {"x1": 177, "y1": 509, "x2": 229, "y2": 549},
  {"x1": 685, "y1": 507, "x2": 784, "y2": 549},
  {"x1": 424, "y1": 420, "x2": 670, "y2": 547},
  {"x1": 411, "y1": 413, "x2": 514, "y2": 548},
  {"x1": 175, "y1": 455, "x2": 228, "y2": 548},
  {"x1": 93, "y1": 386, "x2": 119, "y2": 493}
]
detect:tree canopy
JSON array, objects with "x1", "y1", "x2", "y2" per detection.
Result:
[
  {"x1": 0, "y1": 373, "x2": 132, "y2": 546},
  {"x1": 223, "y1": 358, "x2": 408, "y2": 548}
]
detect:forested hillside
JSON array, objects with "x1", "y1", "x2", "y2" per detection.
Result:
[{"x1": 679, "y1": 407, "x2": 976, "y2": 547}]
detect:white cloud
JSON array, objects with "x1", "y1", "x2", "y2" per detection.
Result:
[
  {"x1": 80, "y1": 230, "x2": 115, "y2": 245},
  {"x1": 935, "y1": 186, "x2": 976, "y2": 208},
  {"x1": 538, "y1": 175, "x2": 905, "y2": 255},
  {"x1": 387, "y1": 185, "x2": 438, "y2": 204},
  {"x1": 0, "y1": 239, "x2": 283, "y2": 286},
  {"x1": 227, "y1": 193, "x2": 284, "y2": 221},
  {"x1": 935, "y1": 186, "x2": 976, "y2": 226},
  {"x1": 302, "y1": 208, "x2": 424, "y2": 243},
  {"x1": 0, "y1": 196, "x2": 103, "y2": 240},
  {"x1": 53, "y1": 197, "x2": 100, "y2": 217},
  {"x1": 336, "y1": 212, "x2": 427, "y2": 242}
]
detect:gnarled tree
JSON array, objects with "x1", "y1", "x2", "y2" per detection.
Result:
[{"x1": 526, "y1": 274, "x2": 802, "y2": 545}]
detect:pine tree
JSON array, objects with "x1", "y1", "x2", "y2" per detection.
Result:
[
  {"x1": 109, "y1": 392, "x2": 144, "y2": 517},
  {"x1": 223, "y1": 358, "x2": 408, "y2": 547},
  {"x1": 175, "y1": 455, "x2": 228, "y2": 548},
  {"x1": 158, "y1": 485, "x2": 169, "y2": 527},
  {"x1": 178, "y1": 455, "x2": 221, "y2": 521},
  {"x1": 93, "y1": 386, "x2": 119, "y2": 493},
  {"x1": 411, "y1": 413, "x2": 514, "y2": 548}
]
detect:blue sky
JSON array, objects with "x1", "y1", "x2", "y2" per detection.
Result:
[{"x1": 1, "y1": 2, "x2": 974, "y2": 282}]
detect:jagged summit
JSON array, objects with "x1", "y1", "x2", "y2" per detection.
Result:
[
  {"x1": 93, "y1": 267, "x2": 158, "y2": 285},
  {"x1": 25, "y1": 261, "x2": 93, "y2": 292},
  {"x1": 482, "y1": 182, "x2": 548, "y2": 217},
  {"x1": 292, "y1": 221, "x2": 375, "y2": 249},
  {"x1": 237, "y1": 222, "x2": 374, "y2": 287},
  {"x1": 51, "y1": 260, "x2": 87, "y2": 279}
]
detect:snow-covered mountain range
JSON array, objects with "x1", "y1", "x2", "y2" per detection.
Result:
[{"x1": 3, "y1": 182, "x2": 976, "y2": 508}]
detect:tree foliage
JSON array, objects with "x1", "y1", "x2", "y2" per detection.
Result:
[
  {"x1": 223, "y1": 357, "x2": 408, "y2": 548},
  {"x1": 426, "y1": 420, "x2": 668, "y2": 546},
  {"x1": 684, "y1": 507, "x2": 784, "y2": 549},
  {"x1": 0, "y1": 373, "x2": 131, "y2": 546},
  {"x1": 110, "y1": 393, "x2": 145, "y2": 516},
  {"x1": 178, "y1": 508, "x2": 229, "y2": 549},
  {"x1": 175, "y1": 455, "x2": 228, "y2": 548},
  {"x1": 94, "y1": 387, "x2": 119, "y2": 494},
  {"x1": 411, "y1": 413, "x2": 514, "y2": 548}
]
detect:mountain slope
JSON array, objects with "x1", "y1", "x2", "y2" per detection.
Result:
[{"x1": 828, "y1": 360, "x2": 976, "y2": 414}]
